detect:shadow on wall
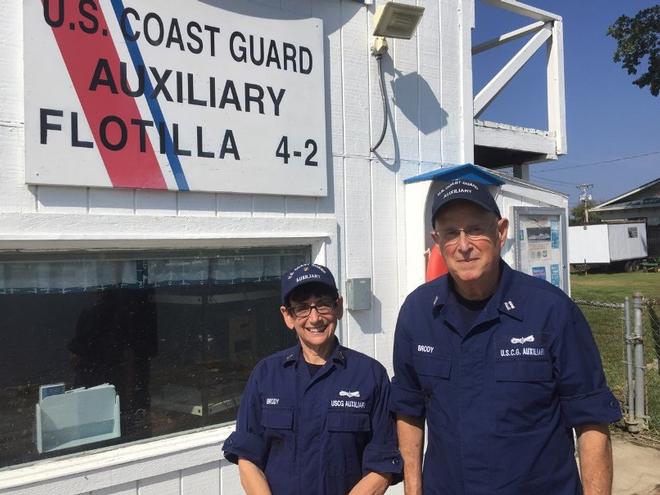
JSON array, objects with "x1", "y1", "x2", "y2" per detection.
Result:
[
  {"x1": 373, "y1": 61, "x2": 448, "y2": 171},
  {"x1": 385, "y1": 66, "x2": 448, "y2": 136}
]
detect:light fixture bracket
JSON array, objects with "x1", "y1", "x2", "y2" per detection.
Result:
[{"x1": 371, "y1": 36, "x2": 389, "y2": 57}]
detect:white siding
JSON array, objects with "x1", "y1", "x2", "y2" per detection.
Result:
[{"x1": 0, "y1": 0, "x2": 475, "y2": 493}]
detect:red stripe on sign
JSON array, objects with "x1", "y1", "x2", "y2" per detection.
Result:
[{"x1": 46, "y1": 1, "x2": 167, "y2": 189}]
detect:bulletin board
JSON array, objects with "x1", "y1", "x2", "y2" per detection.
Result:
[{"x1": 512, "y1": 207, "x2": 568, "y2": 294}]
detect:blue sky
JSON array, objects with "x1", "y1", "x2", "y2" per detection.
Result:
[{"x1": 472, "y1": 0, "x2": 659, "y2": 206}]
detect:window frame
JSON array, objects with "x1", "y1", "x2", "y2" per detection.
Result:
[{"x1": 0, "y1": 235, "x2": 334, "y2": 481}]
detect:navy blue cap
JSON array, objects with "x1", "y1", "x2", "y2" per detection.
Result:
[
  {"x1": 431, "y1": 179, "x2": 501, "y2": 227},
  {"x1": 281, "y1": 263, "x2": 338, "y2": 305}
]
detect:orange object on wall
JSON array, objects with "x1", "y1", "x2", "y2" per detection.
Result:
[{"x1": 426, "y1": 244, "x2": 448, "y2": 282}]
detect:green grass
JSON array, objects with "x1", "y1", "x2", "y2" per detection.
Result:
[
  {"x1": 571, "y1": 272, "x2": 660, "y2": 436},
  {"x1": 571, "y1": 272, "x2": 660, "y2": 303}
]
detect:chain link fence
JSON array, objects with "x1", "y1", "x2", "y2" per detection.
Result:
[
  {"x1": 575, "y1": 296, "x2": 660, "y2": 446},
  {"x1": 646, "y1": 299, "x2": 660, "y2": 442}
]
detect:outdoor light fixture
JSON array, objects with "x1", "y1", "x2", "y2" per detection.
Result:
[
  {"x1": 371, "y1": 2, "x2": 425, "y2": 56},
  {"x1": 370, "y1": 2, "x2": 425, "y2": 152}
]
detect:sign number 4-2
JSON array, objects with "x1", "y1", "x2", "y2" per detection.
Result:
[{"x1": 276, "y1": 136, "x2": 318, "y2": 166}]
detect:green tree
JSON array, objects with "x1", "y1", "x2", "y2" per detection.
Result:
[
  {"x1": 607, "y1": 6, "x2": 660, "y2": 96},
  {"x1": 569, "y1": 200, "x2": 601, "y2": 226}
]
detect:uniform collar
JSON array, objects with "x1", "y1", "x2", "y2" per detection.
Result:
[
  {"x1": 431, "y1": 260, "x2": 525, "y2": 322},
  {"x1": 494, "y1": 262, "x2": 525, "y2": 321},
  {"x1": 281, "y1": 337, "x2": 347, "y2": 368},
  {"x1": 430, "y1": 274, "x2": 451, "y2": 309}
]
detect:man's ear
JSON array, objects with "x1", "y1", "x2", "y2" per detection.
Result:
[
  {"x1": 334, "y1": 296, "x2": 344, "y2": 320},
  {"x1": 497, "y1": 218, "x2": 509, "y2": 248},
  {"x1": 280, "y1": 305, "x2": 296, "y2": 330}
]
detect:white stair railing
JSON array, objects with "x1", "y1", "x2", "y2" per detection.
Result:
[{"x1": 473, "y1": 0, "x2": 567, "y2": 155}]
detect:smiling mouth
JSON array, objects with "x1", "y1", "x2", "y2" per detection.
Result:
[{"x1": 306, "y1": 326, "x2": 327, "y2": 334}]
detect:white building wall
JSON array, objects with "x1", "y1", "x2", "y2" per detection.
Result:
[{"x1": 0, "y1": 0, "x2": 474, "y2": 493}]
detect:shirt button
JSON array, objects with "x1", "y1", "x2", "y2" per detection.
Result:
[
  {"x1": 609, "y1": 400, "x2": 617, "y2": 407},
  {"x1": 392, "y1": 459, "x2": 400, "y2": 464}
]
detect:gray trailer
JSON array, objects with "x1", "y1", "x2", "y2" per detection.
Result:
[{"x1": 568, "y1": 222, "x2": 648, "y2": 271}]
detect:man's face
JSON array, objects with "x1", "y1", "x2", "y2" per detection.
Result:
[
  {"x1": 432, "y1": 200, "x2": 508, "y2": 286},
  {"x1": 280, "y1": 294, "x2": 343, "y2": 352}
]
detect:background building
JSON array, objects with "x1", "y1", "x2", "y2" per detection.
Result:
[{"x1": 591, "y1": 178, "x2": 660, "y2": 256}]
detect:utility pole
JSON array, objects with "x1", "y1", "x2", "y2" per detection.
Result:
[{"x1": 577, "y1": 184, "x2": 593, "y2": 224}]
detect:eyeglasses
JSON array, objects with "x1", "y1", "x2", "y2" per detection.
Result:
[
  {"x1": 288, "y1": 299, "x2": 337, "y2": 319},
  {"x1": 434, "y1": 222, "x2": 496, "y2": 246}
]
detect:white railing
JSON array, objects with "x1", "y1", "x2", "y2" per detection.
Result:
[{"x1": 473, "y1": 0, "x2": 567, "y2": 155}]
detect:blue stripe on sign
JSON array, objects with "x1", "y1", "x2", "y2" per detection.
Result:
[{"x1": 109, "y1": 0, "x2": 190, "y2": 191}]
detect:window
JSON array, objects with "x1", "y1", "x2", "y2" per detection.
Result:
[{"x1": 0, "y1": 247, "x2": 309, "y2": 468}]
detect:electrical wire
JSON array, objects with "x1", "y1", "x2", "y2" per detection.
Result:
[
  {"x1": 532, "y1": 176, "x2": 578, "y2": 187},
  {"x1": 535, "y1": 151, "x2": 660, "y2": 174},
  {"x1": 370, "y1": 54, "x2": 390, "y2": 153}
]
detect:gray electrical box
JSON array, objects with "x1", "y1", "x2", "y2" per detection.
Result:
[{"x1": 345, "y1": 278, "x2": 372, "y2": 310}]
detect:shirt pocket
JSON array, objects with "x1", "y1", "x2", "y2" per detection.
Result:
[
  {"x1": 413, "y1": 355, "x2": 452, "y2": 426},
  {"x1": 493, "y1": 360, "x2": 555, "y2": 433},
  {"x1": 261, "y1": 406, "x2": 294, "y2": 429},
  {"x1": 326, "y1": 411, "x2": 371, "y2": 432},
  {"x1": 260, "y1": 407, "x2": 294, "y2": 475},
  {"x1": 414, "y1": 354, "x2": 451, "y2": 379},
  {"x1": 325, "y1": 411, "x2": 371, "y2": 478},
  {"x1": 260, "y1": 406, "x2": 294, "y2": 447},
  {"x1": 494, "y1": 360, "x2": 552, "y2": 381}
]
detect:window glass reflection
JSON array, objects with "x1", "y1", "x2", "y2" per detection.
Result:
[{"x1": 0, "y1": 247, "x2": 308, "y2": 468}]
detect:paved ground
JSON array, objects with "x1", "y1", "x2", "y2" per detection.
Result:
[
  {"x1": 613, "y1": 435, "x2": 660, "y2": 495},
  {"x1": 386, "y1": 434, "x2": 660, "y2": 495}
]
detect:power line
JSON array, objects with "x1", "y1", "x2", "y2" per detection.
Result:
[
  {"x1": 495, "y1": 168, "x2": 576, "y2": 187},
  {"x1": 500, "y1": 171, "x2": 577, "y2": 188},
  {"x1": 532, "y1": 176, "x2": 577, "y2": 187},
  {"x1": 535, "y1": 151, "x2": 660, "y2": 174}
]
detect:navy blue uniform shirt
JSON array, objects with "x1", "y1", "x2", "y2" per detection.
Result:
[
  {"x1": 390, "y1": 262, "x2": 621, "y2": 495},
  {"x1": 223, "y1": 339, "x2": 402, "y2": 494}
]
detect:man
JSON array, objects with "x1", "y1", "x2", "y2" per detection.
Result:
[
  {"x1": 390, "y1": 180, "x2": 621, "y2": 494},
  {"x1": 224, "y1": 263, "x2": 402, "y2": 494}
]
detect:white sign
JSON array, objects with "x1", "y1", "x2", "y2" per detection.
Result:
[{"x1": 24, "y1": 1, "x2": 327, "y2": 196}]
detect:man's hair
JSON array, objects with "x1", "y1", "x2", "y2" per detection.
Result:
[{"x1": 286, "y1": 282, "x2": 339, "y2": 307}]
